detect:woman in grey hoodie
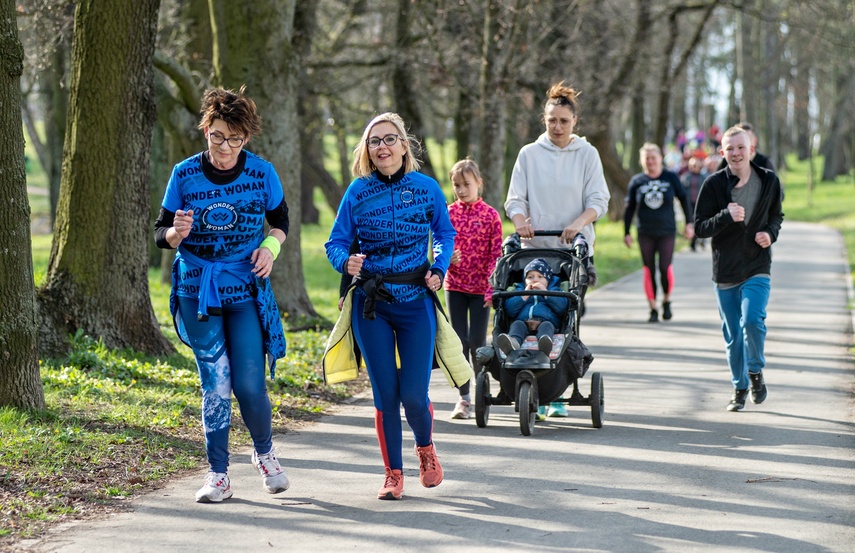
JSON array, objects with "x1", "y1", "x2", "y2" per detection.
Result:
[
  {"x1": 505, "y1": 81, "x2": 610, "y2": 252},
  {"x1": 504, "y1": 81, "x2": 610, "y2": 418}
]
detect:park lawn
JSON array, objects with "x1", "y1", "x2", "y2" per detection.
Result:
[{"x1": 3, "y1": 148, "x2": 851, "y2": 546}]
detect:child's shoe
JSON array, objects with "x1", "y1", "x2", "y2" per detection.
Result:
[
  {"x1": 538, "y1": 334, "x2": 553, "y2": 355},
  {"x1": 415, "y1": 443, "x2": 443, "y2": 488},
  {"x1": 377, "y1": 468, "x2": 404, "y2": 500},
  {"x1": 450, "y1": 398, "x2": 472, "y2": 419},
  {"x1": 495, "y1": 333, "x2": 520, "y2": 355},
  {"x1": 648, "y1": 309, "x2": 659, "y2": 323},
  {"x1": 662, "y1": 301, "x2": 672, "y2": 320}
]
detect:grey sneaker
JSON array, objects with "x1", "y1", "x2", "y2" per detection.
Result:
[
  {"x1": 252, "y1": 449, "x2": 290, "y2": 494},
  {"x1": 495, "y1": 333, "x2": 520, "y2": 355},
  {"x1": 727, "y1": 389, "x2": 749, "y2": 412},
  {"x1": 195, "y1": 471, "x2": 233, "y2": 503},
  {"x1": 749, "y1": 372, "x2": 767, "y2": 404}
]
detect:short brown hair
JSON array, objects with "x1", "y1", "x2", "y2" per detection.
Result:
[{"x1": 197, "y1": 85, "x2": 261, "y2": 138}]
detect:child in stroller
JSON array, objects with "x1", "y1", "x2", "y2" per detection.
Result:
[
  {"x1": 495, "y1": 258, "x2": 568, "y2": 357},
  {"x1": 473, "y1": 232, "x2": 600, "y2": 435}
]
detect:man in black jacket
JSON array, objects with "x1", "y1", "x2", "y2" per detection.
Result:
[{"x1": 694, "y1": 127, "x2": 784, "y2": 412}]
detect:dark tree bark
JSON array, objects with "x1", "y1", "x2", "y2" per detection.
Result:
[
  {"x1": 209, "y1": 0, "x2": 317, "y2": 318},
  {"x1": 0, "y1": 0, "x2": 43, "y2": 409},
  {"x1": 392, "y1": 0, "x2": 436, "y2": 180},
  {"x1": 37, "y1": 0, "x2": 173, "y2": 357},
  {"x1": 821, "y1": 67, "x2": 855, "y2": 181},
  {"x1": 651, "y1": 3, "x2": 716, "y2": 148}
]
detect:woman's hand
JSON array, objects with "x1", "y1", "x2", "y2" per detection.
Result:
[
  {"x1": 173, "y1": 209, "x2": 194, "y2": 240},
  {"x1": 450, "y1": 249, "x2": 462, "y2": 265},
  {"x1": 251, "y1": 247, "x2": 274, "y2": 278},
  {"x1": 346, "y1": 253, "x2": 365, "y2": 276},
  {"x1": 425, "y1": 270, "x2": 442, "y2": 292},
  {"x1": 512, "y1": 214, "x2": 534, "y2": 239},
  {"x1": 684, "y1": 223, "x2": 695, "y2": 241},
  {"x1": 561, "y1": 222, "x2": 582, "y2": 244},
  {"x1": 623, "y1": 234, "x2": 633, "y2": 248}
]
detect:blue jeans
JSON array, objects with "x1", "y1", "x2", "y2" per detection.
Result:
[
  {"x1": 714, "y1": 276, "x2": 770, "y2": 390},
  {"x1": 178, "y1": 297, "x2": 273, "y2": 473},
  {"x1": 351, "y1": 294, "x2": 436, "y2": 471}
]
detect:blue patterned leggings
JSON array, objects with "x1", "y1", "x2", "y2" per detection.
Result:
[{"x1": 178, "y1": 297, "x2": 273, "y2": 473}]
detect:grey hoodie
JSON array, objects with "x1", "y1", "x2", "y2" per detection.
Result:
[{"x1": 505, "y1": 133, "x2": 610, "y2": 250}]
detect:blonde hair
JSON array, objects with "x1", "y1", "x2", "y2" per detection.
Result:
[
  {"x1": 639, "y1": 142, "x2": 663, "y2": 158},
  {"x1": 351, "y1": 112, "x2": 421, "y2": 178},
  {"x1": 449, "y1": 158, "x2": 484, "y2": 195},
  {"x1": 722, "y1": 126, "x2": 748, "y2": 141}
]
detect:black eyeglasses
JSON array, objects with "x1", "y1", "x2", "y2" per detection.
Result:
[
  {"x1": 208, "y1": 131, "x2": 245, "y2": 148},
  {"x1": 366, "y1": 134, "x2": 401, "y2": 149}
]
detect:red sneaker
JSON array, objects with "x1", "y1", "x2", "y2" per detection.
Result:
[
  {"x1": 415, "y1": 443, "x2": 443, "y2": 488},
  {"x1": 377, "y1": 468, "x2": 404, "y2": 500}
]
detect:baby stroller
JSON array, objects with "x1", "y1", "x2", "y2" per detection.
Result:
[{"x1": 473, "y1": 231, "x2": 602, "y2": 436}]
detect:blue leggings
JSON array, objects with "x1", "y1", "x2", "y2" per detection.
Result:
[
  {"x1": 351, "y1": 294, "x2": 436, "y2": 470},
  {"x1": 178, "y1": 297, "x2": 273, "y2": 473}
]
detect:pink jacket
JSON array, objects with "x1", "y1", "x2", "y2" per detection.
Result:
[{"x1": 444, "y1": 198, "x2": 503, "y2": 301}]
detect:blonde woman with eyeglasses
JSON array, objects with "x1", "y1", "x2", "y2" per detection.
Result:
[{"x1": 324, "y1": 112, "x2": 467, "y2": 500}]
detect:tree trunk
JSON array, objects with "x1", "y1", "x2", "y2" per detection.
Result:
[
  {"x1": 588, "y1": 130, "x2": 631, "y2": 220},
  {"x1": 0, "y1": 0, "x2": 44, "y2": 410},
  {"x1": 37, "y1": 0, "x2": 173, "y2": 357},
  {"x1": 629, "y1": 88, "x2": 645, "y2": 175},
  {"x1": 392, "y1": 0, "x2": 436, "y2": 180},
  {"x1": 821, "y1": 68, "x2": 855, "y2": 181},
  {"x1": 209, "y1": 0, "x2": 317, "y2": 318}
]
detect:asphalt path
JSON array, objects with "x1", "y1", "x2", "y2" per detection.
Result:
[{"x1": 21, "y1": 221, "x2": 855, "y2": 553}]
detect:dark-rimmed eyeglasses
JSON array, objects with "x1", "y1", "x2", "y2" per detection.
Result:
[
  {"x1": 208, "y1": 131, "x2": 245, "y2": 148},
  {"x1": 366, "y1": 134, "x2": 401, "y2": 149}
]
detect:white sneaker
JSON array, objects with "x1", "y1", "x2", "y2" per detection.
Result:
[
  {"x1": 195, "y1": 471, "x2": 233, "y2": 503},
  {"x1": 450, "y1": 399, "x2": 472, "y2": 419},
  {"x1": 252, "y1": 449, "x2": 290, "y2": 494}
]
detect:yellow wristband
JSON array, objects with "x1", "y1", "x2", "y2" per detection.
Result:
[{"x1": 260, "y1": 236, "x2": 281, "y2": 261}]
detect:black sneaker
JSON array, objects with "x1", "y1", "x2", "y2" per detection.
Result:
[
  {"x1": 648, "y1": 309, "x2": 659, "y2": 323},
  {"x1": 662, "y1": 302, "x2": 672, "y2": 320},
  {"x1": 749, "y1": 372, "x2": 767, "y2": 404},
  {"x1": 727, "y1": 389, "x2": 749, "y2": 412}
]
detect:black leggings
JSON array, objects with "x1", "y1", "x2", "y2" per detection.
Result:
[
  {"x1": 637, "y1": 233, "x2": 675, "y2": 301},
  {"x1": 446, "y1": 290, "x2": 490, "y2": 396}
]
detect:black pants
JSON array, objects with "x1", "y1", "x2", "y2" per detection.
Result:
[{"x1": 446, "y1": 290, "x2": 490, "y2": 395}]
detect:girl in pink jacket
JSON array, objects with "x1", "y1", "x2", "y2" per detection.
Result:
[{"x1": 444, "y1": 159, "x2": 503, "y2": 419}]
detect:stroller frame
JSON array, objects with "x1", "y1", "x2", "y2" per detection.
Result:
[{"x1": 474, "y1": 231, "x2": 603, "y2": 435}]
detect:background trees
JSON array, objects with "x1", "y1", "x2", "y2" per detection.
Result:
[
  {"x1": 36, "y1": 0, "x2": 172, "y2": 356},
  {"x1": 10, "y1": 0, "x2": 854, "y2": 364}
]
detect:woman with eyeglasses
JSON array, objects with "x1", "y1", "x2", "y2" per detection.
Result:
[
  {"x1": 504, "y1": 81, "x2": 611, "y2": 418},
  {"x1": 324, "y1": 112, "x2": 466, "y2": 500},
  {"x1": 154, "y1": 86, "x2": 290, "y2": 503}
]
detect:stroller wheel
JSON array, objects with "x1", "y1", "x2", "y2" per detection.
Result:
[
  {"x1": 475, "y1": 371, "x2": 491, "y2": 428},
  {"x1": 590, "y1": 372, "x2": 604, "y2": 428},
  {"x1": 518, "y1": 381, "x2": 538, "y2": 436}
]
